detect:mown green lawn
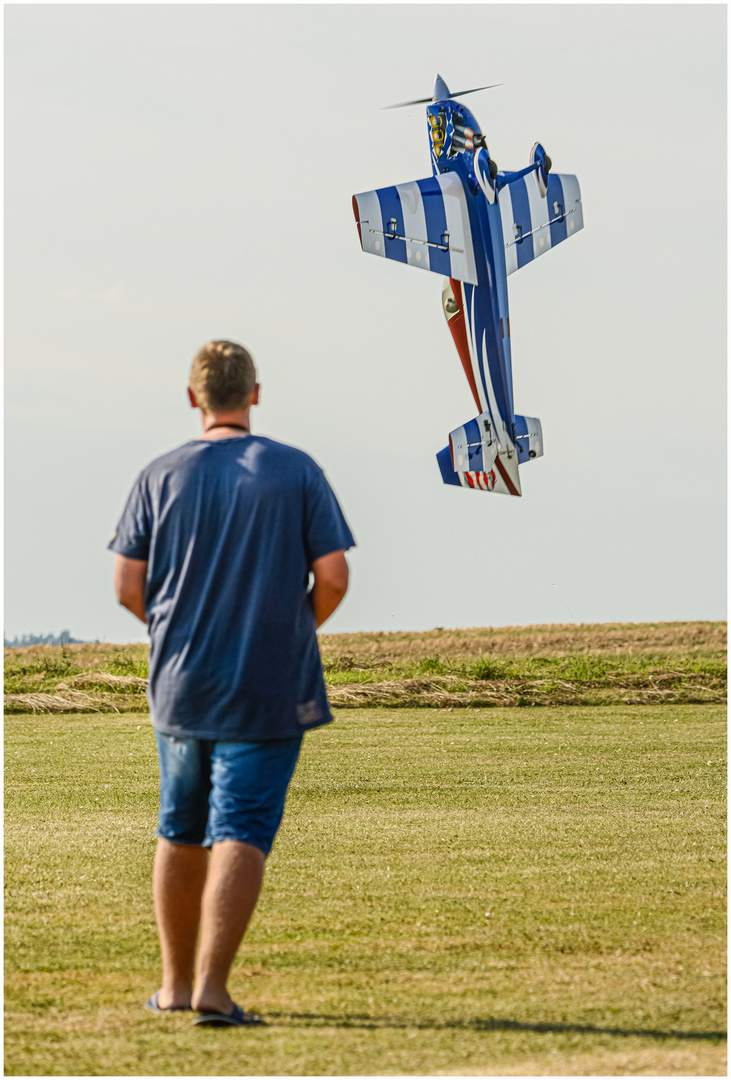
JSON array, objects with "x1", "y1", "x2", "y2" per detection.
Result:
[{"x1": 5, "y1": 706, "x2": 726, "y2": 1076}]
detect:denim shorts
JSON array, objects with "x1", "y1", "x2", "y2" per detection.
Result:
[{"x1": 154, "y1": 731, "x2": 302, "y2": 855}]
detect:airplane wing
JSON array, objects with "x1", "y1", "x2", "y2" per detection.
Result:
[
  {"x1": 498, "y1": 172, "x2": 583, "y2": 276},
  {"x1": 352, "y1": 174, "x2": 479, "y2": 285}
]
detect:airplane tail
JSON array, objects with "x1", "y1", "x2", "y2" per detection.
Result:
[
  {"x1": 436, "y1": 411, "x2": 543, "y2": 495},
  {"x1": 514, "y1": 414, "x2": 544, "y2": 464}
]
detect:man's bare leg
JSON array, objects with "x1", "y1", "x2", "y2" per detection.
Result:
[
  {"x1": 192, "y1": 840, "x2": 265, "y2": 1015},
  {"x1": 153, "y1": 839, "x2": 208, "y2": 1008}
]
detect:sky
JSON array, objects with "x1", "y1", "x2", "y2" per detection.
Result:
[{"x1": 4, "y1": 3, "x2": 727, "y2": 643}]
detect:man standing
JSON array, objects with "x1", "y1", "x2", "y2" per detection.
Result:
[{"x1": 109, "y1": 340, "x2": 354, "y2": 1027}]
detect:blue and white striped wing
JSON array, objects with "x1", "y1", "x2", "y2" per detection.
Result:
[
  {"x1": 353, "y1": 175, "x2": 478, "y2": 285},
  {"x1": 498, "y1": 173, "x2": 583, "y2": 276}
]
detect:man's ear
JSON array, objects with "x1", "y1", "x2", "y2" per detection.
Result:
[
  {"x1": 188, "y1": 386, "x2": 198, "y2": 409},
  {"x1": 250, "y1": 383, "x2": 260, "y2": 406}
]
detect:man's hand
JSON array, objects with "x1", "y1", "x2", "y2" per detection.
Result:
[
  {"x1": 310, "y1": 551, "x2": 349, "y2": 629},
  {"x1": 114, "y1": 555, "x2": 149, "y2": 623}
]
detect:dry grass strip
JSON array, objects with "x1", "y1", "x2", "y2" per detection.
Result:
[
  {"x1": 5, "y1": 674, "x2": 724, "y2": 714},
  {"x1": 3, "y1": 690, "x2": 111, "y2": 714},
  {"x1": 4, "y1": 675, "x2": 147, "y2": 713},
  {"x1": 326, "y1": 675, "x2": 725, "y2": 708}
]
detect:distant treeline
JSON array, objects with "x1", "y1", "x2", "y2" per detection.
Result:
[{"x1": 4, "y1": 630, "x2": 85, "y2": 648}]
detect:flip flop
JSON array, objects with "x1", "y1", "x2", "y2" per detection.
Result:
[
  {"x1": 193, "y1": 1003, "x2": 265, "y2": 1028},
  {"x1": 145, "y1": 989, "x2": 191, "y2": 1014}
]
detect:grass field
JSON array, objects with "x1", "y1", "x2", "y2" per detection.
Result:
[
  {"x1": 4, "y1": 621, "x2": 727, "y2": 712},
  {"x1": 5, "y1": 702, "x2": 726, "y2": 1075}
]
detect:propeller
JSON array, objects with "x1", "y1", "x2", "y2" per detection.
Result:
[{"x1": 383, "y1": 73, "x2": 502, "y2": 110}]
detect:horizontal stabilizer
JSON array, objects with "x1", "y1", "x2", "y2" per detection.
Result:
[
  {"x1": 514, "y1": 414, "x2": 543, "y2": 464},
  {"x1": 352, "y1": 174, "x2": 478, "y2": 284}
]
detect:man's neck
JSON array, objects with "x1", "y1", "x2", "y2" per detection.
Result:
[{"x1": 199, "y1": 411, "x2": 252, "y2": 440}]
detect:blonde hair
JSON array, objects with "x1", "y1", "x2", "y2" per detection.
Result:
[{"x1": 189, "y1": 340, "x2": 257, "y2": 414}]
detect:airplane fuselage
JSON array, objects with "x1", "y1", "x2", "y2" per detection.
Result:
[{"x1": 428, "y1": 98, "x2": 519, "y2": 488}]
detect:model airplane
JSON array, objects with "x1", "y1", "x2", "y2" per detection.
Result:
[{"x1": 352, "y1": 74, "x2": 583, "y2": 495}]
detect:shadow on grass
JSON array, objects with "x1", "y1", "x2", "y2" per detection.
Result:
[{"x1": 266, "y1": 1012, "x2": 726, "y2": 1042}]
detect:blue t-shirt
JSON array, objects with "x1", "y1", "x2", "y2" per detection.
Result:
[{"x1": 108, "y1": 436, "x2": 355, "y2": 741}]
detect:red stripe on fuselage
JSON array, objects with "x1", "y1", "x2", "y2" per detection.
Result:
[{"x1": 447, "y1": 278, "x2": 482, "y2": 412}]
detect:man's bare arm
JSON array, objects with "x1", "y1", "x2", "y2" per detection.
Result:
[
  {"x1": 310, "y1": 551, "x2": 349, "y2": 629},
  {"x1": 114, "y1": 555, "x2": 149, "y2": 624}
]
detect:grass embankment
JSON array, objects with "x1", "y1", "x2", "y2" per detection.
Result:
[
  {"x1": 5, "y1": 705, "x2": 726, "y2": 1075},
  {"x1": 3, "y1": 621, "x2": 727, "y2": 712}
]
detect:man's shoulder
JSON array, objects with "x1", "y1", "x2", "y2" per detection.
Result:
[
  {"x1": 252, "y1": 437, "x2": 323, "y2": 473},
  {"x1": 135, "y1": 440, "x2": 201, "y2": 483}
]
